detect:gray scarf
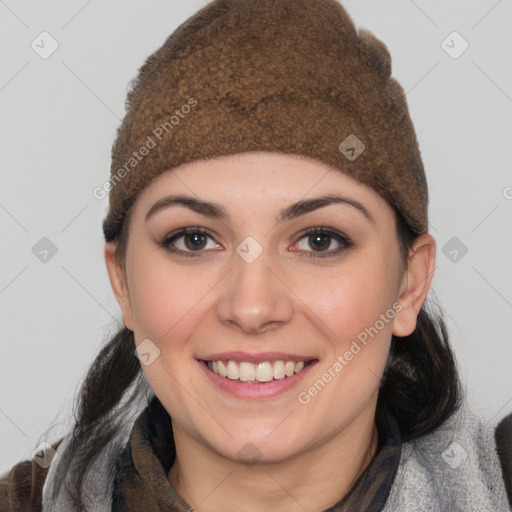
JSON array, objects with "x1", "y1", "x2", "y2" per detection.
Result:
[{"x1": 42, "y1": 395, "x2": 511, "y2": 512}]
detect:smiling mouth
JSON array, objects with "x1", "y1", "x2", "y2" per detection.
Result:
[{"x1": 202, "y1": 359, "x2": 316, "y2": 383}]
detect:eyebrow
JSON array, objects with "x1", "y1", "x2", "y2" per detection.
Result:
[{"x1": 144, "y1": 194, "x2": 374, "y2": 224}]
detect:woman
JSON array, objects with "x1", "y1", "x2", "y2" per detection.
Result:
[{"x1": 1, "y1": 0, "x2": 511, "y2": 510}]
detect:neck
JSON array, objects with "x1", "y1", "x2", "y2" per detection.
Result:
[{"x1": 168, "y1": 404, "x2": 380, "y2": 512}]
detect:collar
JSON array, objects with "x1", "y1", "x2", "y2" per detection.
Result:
[{"x1": 112, "y1": 398, "x2": 402, "y2": 511}]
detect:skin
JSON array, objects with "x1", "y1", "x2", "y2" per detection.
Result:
[{"x1": 105, "y1": 151, "x2": 436, "y2": 512}]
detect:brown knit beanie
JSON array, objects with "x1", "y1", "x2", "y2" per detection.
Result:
[{"x1": 102, "y1": 0, "x2": 428, "y2": 243}]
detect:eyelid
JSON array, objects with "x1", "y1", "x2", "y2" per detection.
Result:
[
  {"x1": 163, "y1": 226, "x2": 215, "y2": 243},
  {"x1": 160, "y1": 226, "x2": 354, "y2": 258},
  {"x1": 292, "y1": 227, "x2": 353, "y2": 258},
  {"x1": 162, "y1": 227, "x2": 221, "y2": 257}
]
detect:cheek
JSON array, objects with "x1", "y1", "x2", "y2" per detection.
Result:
[
  {"x1": 294, "y1": 265, "x2": 397, "y2": 416},
  {"x1": 127, "y1": 258, "x2": 215, "y2": 422},
  {"x1": 294, "y1": 252, "x2": 400, "y2": 409},
  {"x1": 305, "y1": 260, "x2": 398, "y2": 342},
  {"x1": 127, "y1": 253, "x2": 213, "y2": 343}
]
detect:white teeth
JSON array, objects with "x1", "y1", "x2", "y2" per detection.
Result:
[
  {"x1": 255, "y1": 362, "x2": 273, "y2": 382},
  {"x1": 285, "y1": 361, "x2": 295, "y2": 377},
  {"x1": 217, "y1": 361, "x2": 227, "y2": 377},
  {"x1": 227, "y1": 361, "x2": 239, "y2": 380},
  {"x1": 273, "y1": 360, "x2": 285, "y2": 379},
  {"x1": 207, "y1": 359, "x2": 310, "y2": 382},
  {"x1": 239, "y1": 362, "x2": 256, "y2": 382}
]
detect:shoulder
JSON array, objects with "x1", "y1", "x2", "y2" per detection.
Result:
[
  {"x1": 495, "y1": 410, "x2": 512, "y2": 507},
  {"x1": 0, "y1": 440, "x2": 62, "y2": 512},
  {"x1": 385, "y1": 403, "x2": 512, "y2": 511}
]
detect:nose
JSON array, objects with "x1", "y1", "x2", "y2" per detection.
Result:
[{"x1": 216, "y1": 245, "x2": 294, "y2": 335}]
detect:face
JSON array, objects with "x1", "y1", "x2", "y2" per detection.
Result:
[{"x1": 106, "y1": 151, "x2": 431, "y2": 464}]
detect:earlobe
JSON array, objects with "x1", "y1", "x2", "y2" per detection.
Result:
[
  {"x1": 392, "y1": 233, "x2": 436, "y2": 337},
  {"x1": 104, "y1": 242, "x2": 134, "y2": 331}
]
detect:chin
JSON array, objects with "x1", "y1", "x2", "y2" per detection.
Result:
[{"x1": 205, "y1": 431, "x2": 307, "y2": 466}]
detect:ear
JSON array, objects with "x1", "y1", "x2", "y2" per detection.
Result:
[
  {"x1": 392, "y1": 233, "x2": 436, "y2": 337},
  {"x1": 104, "y1": 242, "x2": 134, "y2": 330}
]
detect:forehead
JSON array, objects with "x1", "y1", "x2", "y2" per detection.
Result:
[{"x1": 133, "y1": 151, "x2": 387, "y2": 212}]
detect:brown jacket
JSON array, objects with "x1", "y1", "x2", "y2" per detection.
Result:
[{"x1": 0, "y1": 439, "x2": 62, "y2": 512}]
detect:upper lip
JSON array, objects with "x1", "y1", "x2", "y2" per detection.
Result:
[{"x1": 198, "y1": 351, "x2": 317, "y2": 364}]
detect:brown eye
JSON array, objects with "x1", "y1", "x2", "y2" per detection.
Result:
[
  {"x1": 295, "y1": 228, "x2": 353, "y2": 259},
  {"x1": 307, "y1": 232, "x2": 332, "y2": 252},
  {"x1": 161, "y1": 227, "x2": 220, "y2": 258},
  {"x1": 184, "y1": 232, "x2": 208, "y2": 251}
]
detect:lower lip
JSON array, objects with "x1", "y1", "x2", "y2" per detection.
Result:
[{"x1": 197, "y1": 359, "x2": 318, "y2": 399}]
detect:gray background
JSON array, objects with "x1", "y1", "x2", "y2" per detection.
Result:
[{"x1": 1, "y1": 0, "x2": 511, "y2": 473}]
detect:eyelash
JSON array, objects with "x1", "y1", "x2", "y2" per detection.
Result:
[{"x1": 160, "y1": 226, "x2": 354, "y2": 259}]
